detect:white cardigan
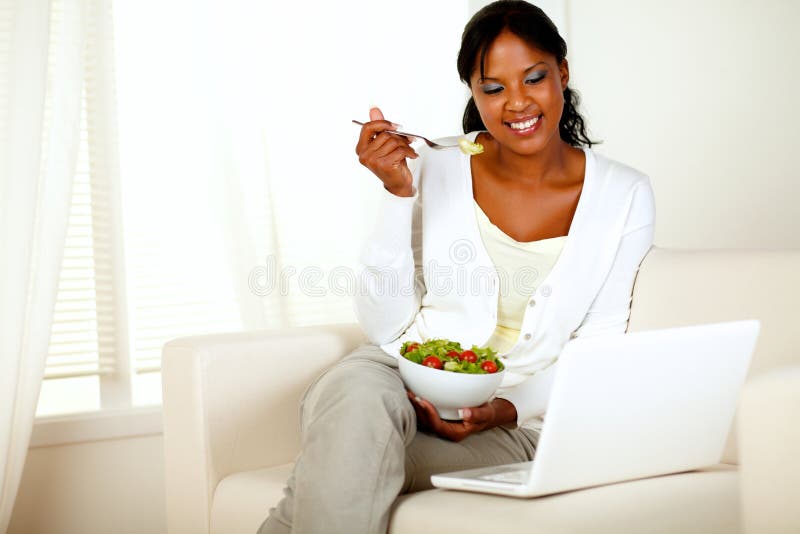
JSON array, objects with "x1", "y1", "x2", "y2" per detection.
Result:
[{"x1": 354, "y1": 131, "x2": 656, "y2": 430}]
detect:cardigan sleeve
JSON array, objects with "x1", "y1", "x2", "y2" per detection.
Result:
[
  {"x1": 570, "y1": 178, "x2": 656, "y2": 338},
  {"x1": 496, "y1": 179, "x2": 656, "y2": 428},
  {"x1": 353, "y1": 159, "x2": 426, "y2": 345}
]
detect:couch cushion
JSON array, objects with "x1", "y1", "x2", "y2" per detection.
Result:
[
  {"x1": 391, "y1": 464, "x2": 739, "y2": 534},
  {"x1": 211, "y1": 463, "x2": 294, "y2": 534},
  {"x1": 212, "y1": 463, "x2": 740, "y2": 534}
]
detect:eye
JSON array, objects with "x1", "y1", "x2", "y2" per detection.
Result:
[
  {"x1": 481, "y1": 84, "x2": 504, "y2": 95},
  {"x1": 525, "y1": 73, "x2": 546, "y2": 84}
]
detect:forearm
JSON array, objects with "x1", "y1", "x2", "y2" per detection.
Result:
[
  {"x1": 489, "y1": 398, "x2": 518, "y2": 429},
  {"x1": 495, "y1": 362, "x2": 559, "y2": 428},
  {"x1": 354, "y1": 186, "x2": 422, "y2": 344},
  {"x1": 385, "y1": 182, "x2": 414, "y2": 197}
]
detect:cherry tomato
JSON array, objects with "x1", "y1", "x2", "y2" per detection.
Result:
[
  {"x1": 422, "y1": 356, "x2": 443, "y2": 369},
  {"x1": 459, "y1": 350, "x2": 478, "y2": 363},
  {"x1": 446, "y1": 350, "x2": 460, "y2": 358},
  {"x1": 404, "y1": 343, "x2": 420, "y2": 354},
  {"x1": 481, "y1": 360, "x2": 498, "y2": 373}
]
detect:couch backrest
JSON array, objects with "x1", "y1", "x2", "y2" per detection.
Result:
[{"x1": 627, "y1": 246, "x2": 800, "y2": 464}]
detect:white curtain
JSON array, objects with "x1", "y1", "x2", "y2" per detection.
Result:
[
  {"x1": 111, "y1": 0, "x2": 473, "y2": 341},
  {"x1": 0, "y1": 0, "x2": 87, "y2": 530}
]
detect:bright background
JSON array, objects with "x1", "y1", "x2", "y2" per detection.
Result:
[
  {"x1": 11, "y1": 1, "x2": 800, "y2": 533},
  {"x1": 37, "y1": 0, "x2": 474, "y2": 417}
]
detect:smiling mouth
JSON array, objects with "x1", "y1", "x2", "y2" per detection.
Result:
[{"x1": 505, "y1": 114, "x2": 542, "y2": 130}]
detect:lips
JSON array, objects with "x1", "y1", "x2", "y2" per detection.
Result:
[{"x1": 504, "y1": 113, "x2": 543, "y2": 135}]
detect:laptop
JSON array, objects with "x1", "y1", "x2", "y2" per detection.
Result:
[{"x1": 430, "y1": 319, "x2": 761, "y2": 498}]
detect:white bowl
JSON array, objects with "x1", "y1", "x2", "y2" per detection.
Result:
[{"x1": 397, "y1": 354, "x2": 505, "y2": 420}]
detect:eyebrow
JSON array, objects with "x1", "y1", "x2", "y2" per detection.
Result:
[{"x1": 479, "y1": 62, "x2": 547, "y2": 82}]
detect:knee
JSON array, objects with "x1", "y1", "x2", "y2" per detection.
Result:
[{"x1": 301, "y1": 361, "x2": 413, "y2": 432}]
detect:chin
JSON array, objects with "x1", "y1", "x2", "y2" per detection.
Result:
[{"x1": 497, "y1": 133, "x2": 551, "y2": 155}]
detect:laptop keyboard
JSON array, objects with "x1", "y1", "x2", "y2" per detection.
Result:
[{"x1": 478, "y1": 469, "x2": 529, "y2": 484}]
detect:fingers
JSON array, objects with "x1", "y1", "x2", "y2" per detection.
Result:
[
  {"x1": 357, "y1": 134, "x2": 418, "y2": 191},
  {"x1": 460, "y1": 403, "x2": 495, "y2": 434},
  {"x1": 407, "y1": 391, "x2": 431, "y2": 431},
  {"x1": 355, "y1": 106, "x2": 401, "y2": 155},
  {"x1": 355, "y1": 106, "x2": 406, "y2": 155},
  {"x1": 355, "y1": 119, "x2": 397, "y2": 146},
  {"x1": 409, "y1": 394, "x2": 471, "y2": 442},
  {"x1": 370, "y1": 136, "x2": 418, "y2": 168},
  {"x1": 461, "y1": 403, "x2": 492, "y2": 424},
  {"x1": 357, "y1": 132, "x2": 418, "y2": 186},
  {"x1": 355, "y1": 121, "x2": 397, "y2": 155},
  {"x1": 369, "y1": 107, "x2": 384, "y2": 121},
  {"x1": 354, "y1": 106, "x2": 420, "y2": 193},
  {"x1": 407, "y1": 391, "x2": 435, "y2": 426},
  {"x1": 366, "y1": 132, "x2": 415, "y2": 161},
  {"x1": 407, "y1": 391, "x2": 492, "y2": 442}
]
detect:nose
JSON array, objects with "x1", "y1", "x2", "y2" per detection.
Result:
[{"x1": 505, "y1": 84, "x2": 533, "y2": 112}]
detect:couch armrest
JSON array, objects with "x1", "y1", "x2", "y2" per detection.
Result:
[
  {"x1": 161, "y1": 323, "x2": 366, "y2": 534},
  {"x1": 738, "y1": 365, "x2": 800, "y2": 534}
]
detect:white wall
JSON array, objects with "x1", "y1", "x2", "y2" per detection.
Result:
[
  {"x1": 9, "y1": 2, "x2": 799, "y2": 533},
  {"x1": 568, "y1": 0, "x2": 800, "y2": 249},
  {"x1": 8, "y1": 436, "x2": 165, "y2": 534},
  {"x1": 475, "y1": 0, "x2": 799, "y2": 249}
]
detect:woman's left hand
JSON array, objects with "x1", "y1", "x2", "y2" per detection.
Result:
[{"x1": 406, "y1": 389, "x2": 499, "y2": 442}]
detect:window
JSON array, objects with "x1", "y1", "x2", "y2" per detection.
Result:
[
  {"x1": 38, "y1": 0, "x2": 133, "y2": 416},
  {"x1": 37, "y1": 0, "x2": 473, "y2": 418},
  {"x1": 38, "y1": 93, "x2": 107, "y2": 416},
  {"x1": 38, "y1": 0, "x2": 249, "y2": 417}
]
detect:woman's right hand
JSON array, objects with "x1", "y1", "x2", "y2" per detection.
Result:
[{"x1": 355, "y1": 107, "x2": 419, "y2": 197}]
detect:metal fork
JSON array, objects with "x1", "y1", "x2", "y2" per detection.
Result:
[{"x1": 351, "y1": 120, "x2": 458, "y2": 150}]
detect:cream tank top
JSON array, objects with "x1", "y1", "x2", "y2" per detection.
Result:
[{"x1": 473, "y1": 199, "x2": 567, "y2": 354}]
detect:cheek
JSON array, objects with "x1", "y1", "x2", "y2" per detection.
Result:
[
  {"x1": 473, "y1": 95, "x2": 501, "y2": 122},
  {"x1": 543, "y1": 82, "x2": 566, "y2": 110}
]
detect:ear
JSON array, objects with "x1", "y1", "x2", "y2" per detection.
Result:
[{"x1": 559, "y1": 58, "x2": 570, "y2": 90}]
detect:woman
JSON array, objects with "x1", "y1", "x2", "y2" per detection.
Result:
[{"x1": 259, "y1": 1, "x2": 655, "y2": 532}]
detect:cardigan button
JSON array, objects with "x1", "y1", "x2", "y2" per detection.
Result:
[
  {"x1": 523, "y1": 333, "x2": 532, "y2": 341},
  {"x1": 528, "y1": 299, "x2": 536, "y2": 308}
]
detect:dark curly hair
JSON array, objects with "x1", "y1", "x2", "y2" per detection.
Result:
[{"x1": 457, "y1": 0, "x2": 599, "y2": 147}]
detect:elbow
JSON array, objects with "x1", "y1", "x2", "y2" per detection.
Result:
[{"x1": 353, "y1": 300, "x2": 412, "y2": 346}]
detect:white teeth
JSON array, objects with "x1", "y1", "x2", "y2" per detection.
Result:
[{"x1": 508, "y1": 116, "x2": 540, "y2": 130}]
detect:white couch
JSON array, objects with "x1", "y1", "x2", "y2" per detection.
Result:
[{"x1": 161, "y1": 246, "x2": 800, "y2": 534}]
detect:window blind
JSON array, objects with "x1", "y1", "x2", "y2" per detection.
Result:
[
  {"x1": 45, "y1": 0, "x2": 120, "y2": 382},
  {"x1": 47, "y1": 100, "x2": 116, "y2": 379},
  {"x1": 38, "y1": 0, "x2": 473, "y2": 416}
]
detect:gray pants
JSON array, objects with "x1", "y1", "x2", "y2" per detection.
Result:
[{"x1": 258, "y1": 343, "x2": 539, "y2": 534}]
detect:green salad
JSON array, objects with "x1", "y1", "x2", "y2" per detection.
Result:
[{"x1": 400, "y1": 339, "x2": 504, "y2": 374}]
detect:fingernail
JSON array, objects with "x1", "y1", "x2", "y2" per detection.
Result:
[
  {"x1": 415, "y1": 396, "x2": 422, "y2": 404},
  {"x1": 458, "y1": 408, "x2": 465, "y2": 418},
  {"x1": 391, "y1": 122, "x2": 402, "y2": 129}
]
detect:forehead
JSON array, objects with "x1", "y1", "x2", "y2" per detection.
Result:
[{"x1": 473, "y1": 30, "x2": 555, "y2": 78}]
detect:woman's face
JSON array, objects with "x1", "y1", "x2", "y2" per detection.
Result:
[{"x1": 469, "y1": 29, "x2": 569, "y2": 156}]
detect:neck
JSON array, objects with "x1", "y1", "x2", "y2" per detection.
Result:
[{"x1": 490, "y1": 137, "x2": 573, "y2": 187}]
